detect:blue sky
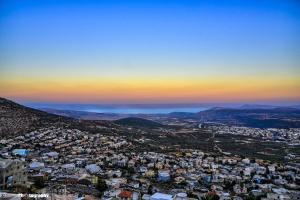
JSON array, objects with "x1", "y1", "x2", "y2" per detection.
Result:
[{"x1": 0, "y1": 0, "x2": 299, "y2": 104}]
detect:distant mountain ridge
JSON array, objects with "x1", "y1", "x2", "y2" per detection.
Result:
[
  {"x1": 16, "y1": 99, "x2": 300, "y2": 129},
  {"x1": 197, "y1": 107, "x2": 300, "y2": 128},
  {"x1": 238, "y1": 104, "x2": 280, "y2": 109}
]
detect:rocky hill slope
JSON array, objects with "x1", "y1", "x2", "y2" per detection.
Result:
[{"x1": 0, "y1": 97, "x2": 75, "y2": 137}]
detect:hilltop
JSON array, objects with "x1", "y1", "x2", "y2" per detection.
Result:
[
  {"x1": 0, "y1": 97, "x2": 76, "y2": 137},
  {"x1": 114, "y1": 117, "x2": 165, "y2": 128},
  {"x1": 41, "y1": 108, "x2": 127, "y2": 120}
]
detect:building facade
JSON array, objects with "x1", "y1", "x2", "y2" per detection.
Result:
[{"x1": 0, "y1": 159, "x2": 27, "y2": 190}]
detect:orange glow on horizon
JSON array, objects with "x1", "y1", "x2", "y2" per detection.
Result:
[{"x1": 0, "y1": 75, "x2": 299, "y2": 103}]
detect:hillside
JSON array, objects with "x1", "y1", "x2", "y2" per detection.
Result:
[
  {"x1": 41, "y1": 108, "x2": 127, "y2": 120},
  {"x1": 197, "y1": 107, "x2": 300, "y2": 128},
  {"x1": 114, "y1": 117, "x2": 165, "y2": 128},
  {"x1": 0, "y1": 97, "x2": 75, "y2": 137}
]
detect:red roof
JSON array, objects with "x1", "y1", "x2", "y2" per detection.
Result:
[{"x1": 118, "y1": 190, "x2": 133, "y2": 199}]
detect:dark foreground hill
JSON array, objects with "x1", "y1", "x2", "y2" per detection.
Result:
[
  {"x1": 114, "y1": 117, "x2": 165, "y2": 128},
  {"x1": 0, "y1": 97, "x2": 77, "y2": 137}
]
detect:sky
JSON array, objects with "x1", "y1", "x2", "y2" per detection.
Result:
[{"x1": 0, "y1": 0, "x2": 300, "y2": 104}]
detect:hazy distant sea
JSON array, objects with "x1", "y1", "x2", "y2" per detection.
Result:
[
  {"x1": 84, "y1": 107, "x2": 207, "y2": 114},
  {"x1": 26, "y1": 103, "x2": 208, "y2": 114}
]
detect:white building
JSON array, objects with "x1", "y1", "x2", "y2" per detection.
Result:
[
  {"x1": 150, "y1": 193, "x2": 173, "y2": 200},
  {"x1": 174, "y1": 193, "x2": 187, "y2": 200}
]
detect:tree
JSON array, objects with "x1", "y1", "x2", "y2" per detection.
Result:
[
  {"x1": 127, "y1": 167, "x2": 135, "y2": 175},
  {"x1": 202, "y1": 191, "x2": 220, "y2": 200},
  {"x1": 187, "y1": 192, "x2": 198, "y2": 199},
  {"x1": 245, "y1": 195, "x2": 256, "y2": 200},
  {"x1": 34, "y1": 178, "x2": 45, "y2": 188},
  {"x1": 96, "y1": 177, "x2": 108, "y2": 197},
  {"x1": 148, "y1": 185, "x2": 153, "y2": 195},
  {"x1": 179, "y1": 180, "x2": 188, "y2": 186},
  {"x1": 202, "y1": 194, "x2": 220, "y2": 200}
]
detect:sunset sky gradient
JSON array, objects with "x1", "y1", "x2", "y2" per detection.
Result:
[{"x1": 0, "y1": 0, "x2": 300, "y2": 104}]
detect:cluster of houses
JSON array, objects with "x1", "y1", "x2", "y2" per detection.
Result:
[
  {"x1": 210, "y1": 126, "x2": 300, "y2": 143},
  {"x1": 0, "y1": 126, "x2": 300, "y2": 200}
]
